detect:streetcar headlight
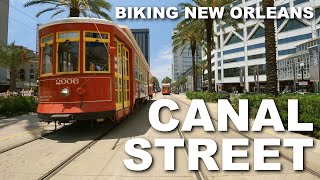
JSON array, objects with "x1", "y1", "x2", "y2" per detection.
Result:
[{"x1": 61, "y1": 88, "x2": 70, "y2": 97}]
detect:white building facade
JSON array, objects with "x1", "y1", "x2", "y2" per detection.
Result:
[{"x1": 205, "y1": 0, "x2": 320, "y2": 92}]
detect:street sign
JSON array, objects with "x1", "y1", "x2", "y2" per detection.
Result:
[
  {"x1": 299, "y1": 81, "x2": 308, "y2": 86},
  {"x1": 309, "y1": 45, "x2": 320, "y2": 82}
]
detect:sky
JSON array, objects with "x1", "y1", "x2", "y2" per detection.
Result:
[{"x1": 7, "y1": 0, "x2": 190, "y2": 82}]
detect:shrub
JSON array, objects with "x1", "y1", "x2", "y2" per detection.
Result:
[
  {"x1": 186, "y1": 91, "x2": 228, "y2": 103},
  {"x1": 0, "y1": 96, "x2": 38, "y2": 117},
  {"x1": 233, "y1": 94, "x2": 320, "y2": 139}
]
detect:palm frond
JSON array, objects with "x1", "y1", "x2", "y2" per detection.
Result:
[{"x1": 24, "y1": 0, "x2": 112, "y2": 20}]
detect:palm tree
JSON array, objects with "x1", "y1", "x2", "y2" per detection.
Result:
[
  {"x1": 179, "y1": 0, "x2": 238, "y2": 92},
  {"x1": 263, "y1": 0, "x2": 278, "y2": 95},
  {"x1": 172, "y1": 20, "x2": 204, "y2": 92},
  {"x1": 0, "y1": 43, "x2": 36, "y2": 91},
  {"x1": 197, "y1": 60, "x2": 207, "y2": 90},
  {"x1": 162, "y1": 77, "x2": 172, "y2": 84},
  {"x1": 24, "y1": 0, "x2": 112, "y2": 20}
]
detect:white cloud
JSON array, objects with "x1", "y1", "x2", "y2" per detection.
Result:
[
  {"x1": 151, "y1": 45, "x2": 173, "y2": 82},
  {"x1": 151, "y1": 63, "x2": 172, "y2": 83}
]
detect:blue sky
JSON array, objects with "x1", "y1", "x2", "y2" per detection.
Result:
[{"x1": 7, "y1": 0, "x2": 190, "y2": 82}]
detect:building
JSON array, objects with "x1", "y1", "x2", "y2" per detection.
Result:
[
  {"x1": 172, "y1": 30, "x2": 202, "y2": 84},
  {"x1": 278, "y1": 38, "x2": 320, "y2": 93},
  {"x1": 16, "y1": 61, "x2": 38, "y2": 90},
  {"x1": 0, "y1": 0, "x2": 10, "y2": 86},
  {"x1": 131, "y1": 29, "x2": 150, "y2": 65},
  {"x1": 205, "y1": 0, "x2": 320, "y2": 92},
  {"x1": 181, "y1": 67, "x2": 202, "y2": 92}
]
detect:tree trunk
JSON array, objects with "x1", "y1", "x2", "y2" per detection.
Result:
[
  {"x1": 191, "y1": 41, "x2": 197, "y2": 91},
  {"x1": 205, "y1": 19, "x2": 213, "y2": 92},
  {"x1": 69, "y1": 8, "x2": 80, "y2": 17},
  {"x1": 9, "y1": 68, "x2": 17, "y2": 91},
  {"x1": 263, "y1": 0, "x2": 278, "y2": 95}
]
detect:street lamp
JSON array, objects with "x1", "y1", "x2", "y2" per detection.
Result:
[
  {"x1": 177, "y1": 71, "x2": 179, "y2": 94},
  {"x1": 300, "y1": 62, "x2": 305, "y2": 80}
]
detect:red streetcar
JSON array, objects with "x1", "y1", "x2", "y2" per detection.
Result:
[
  {"x1": 162, "y1": 83, "x2": 171, "y2": 95},
  {"x1": 37, "y1": 18, "x2": 151, "y2": 123}
]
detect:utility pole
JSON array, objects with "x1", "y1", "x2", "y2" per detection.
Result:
[{"x1": 293, "y1": 58, "x2": 297, "y2": 93}]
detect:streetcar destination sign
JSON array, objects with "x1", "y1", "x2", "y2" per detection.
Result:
[{"x1": 124, "y1": 99, "x2": 313, "y2": 172}]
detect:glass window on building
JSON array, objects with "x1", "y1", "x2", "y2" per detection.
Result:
[
  {"x1": 224, "y1": 68, "x2": 240, "y2": 78},
  {"x1": 29, "y1": 69, "x2": 35, "y2": 78},
  {"x1": 250, "y1": 26, "x2": 265, "y2": 39},
  {"x1": 224, "y1": 57, "x2": 245, "y2": 64},
  {"x1": 276, "y1": 3, "x2": 290, "y2": 11},
  {"x1": 226, "y1": 34, "x2": 242, "y2": 45},
  {"x1": 316, "y1": 8, "x2": 320, "y2": 23},
  {"x1": 19, "y1": 69, "x2": 25, "y2": 81},
  {"x1": 236, "y1": 29, "x2": 244, "y2": 37},
  {"x1": 294, "y1": 0, "x2": 309, "y2": 6},
  {"x1": 280, "y1": 19, "x2": 307, "y2": 33},
  {"x1": 247, "y1": 25, "x2": 255, "y2": 35},
  {"x1": 248, "y1": 64, "x2": 266, "y2": 76},
  {"x1": 248, "y1": 53, "x2": 265, "y2": 60},
  {"x1": 277, "y1": 18, "x2": 286, "y2": 28},
  {"x1": 233, "y1": 0, "x2": 241, "y2": 6}
]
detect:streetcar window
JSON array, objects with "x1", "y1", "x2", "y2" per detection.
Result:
[
  {"x1": 85, "y1": 32, "x2": 108, "y2": 39},
  {"x1": 41, "y1": 35, "x2": 53, "y2": 43},
  {"x1": 58, "y1": 32, "x2": 79, "y2": 39},
  {"x1": 85, "y1": 42, "x2": 109, "y2": 72},
  {"x1": 41, "y1": 45, "x2": 53, "y2": 74},
  {"x1": 57, "y1": 41, "x2": 79, "y2": 73}
]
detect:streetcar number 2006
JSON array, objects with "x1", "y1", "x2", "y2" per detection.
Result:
[{"x1": 56, "y1": 78, "x2": 79, "y2": 85}]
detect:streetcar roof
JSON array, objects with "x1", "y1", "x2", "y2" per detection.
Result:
[{"x1": 38, "y1": 17, "x2": 149, "y2": 70}]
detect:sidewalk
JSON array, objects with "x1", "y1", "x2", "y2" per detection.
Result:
[
  {"x1": 0, "y1": 113, "x2": 63, "y2": 152},
  {"x1": 171, "y1": 94, "x2": 320, "y2": 173}
]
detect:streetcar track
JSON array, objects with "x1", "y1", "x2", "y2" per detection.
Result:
[
  {"x1": 39, "y1": 100, "x2": 153, "y2": 180},
  {"x1": 169, "y1": 94, "x2": 320, "y2": 179},
  {"x1": 38, "y1": 123, "x2": 118, "y2": 180},
  {"x1": 0, "y1": 124, "x2": 70, "y2": 155},
  {"x1": 162, "y1": 94, "x2": 206, "y2": 180}
]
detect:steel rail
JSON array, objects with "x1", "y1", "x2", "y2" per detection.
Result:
[
  {"x1": 163, "y1": 94, "x2": 206, "y2": 180},
  {"x1": 38, "y1": 122, "x2": 118, "y2": 180},
  {"x1": 169, "y1": 94, "x2": 320, "y2": 179}
]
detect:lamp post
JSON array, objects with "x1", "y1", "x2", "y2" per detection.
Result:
[
  {"x1": 177, "y1": 71, "x2": 179, "y2": 94},
  {"x1": 293, "y1": 59, "x2": 297, "y2": 93},
  {"x1": 300, "y1": 62, "x2": 305, "y2": 81},
  {"x1": 299, "y1": 62, "x2": 305, "y2": 91}
]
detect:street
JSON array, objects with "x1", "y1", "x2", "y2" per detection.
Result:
[{"x1": 0, "y1": 93, "x2": 319, "y2": 180}]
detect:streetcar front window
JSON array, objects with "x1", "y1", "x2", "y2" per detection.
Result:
[
  {"x1": 57, "y1": 41, "x2": 79, "y2": 73},
  {"x1": 56, "y1": 31, "x2": 80, "y2": 73},
  {"x1": 85, "y1": 42, "x2": 109, "y2": 72},
  {"x1": 84, "y1": 31, "x2": 110, "y2": 73}
]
